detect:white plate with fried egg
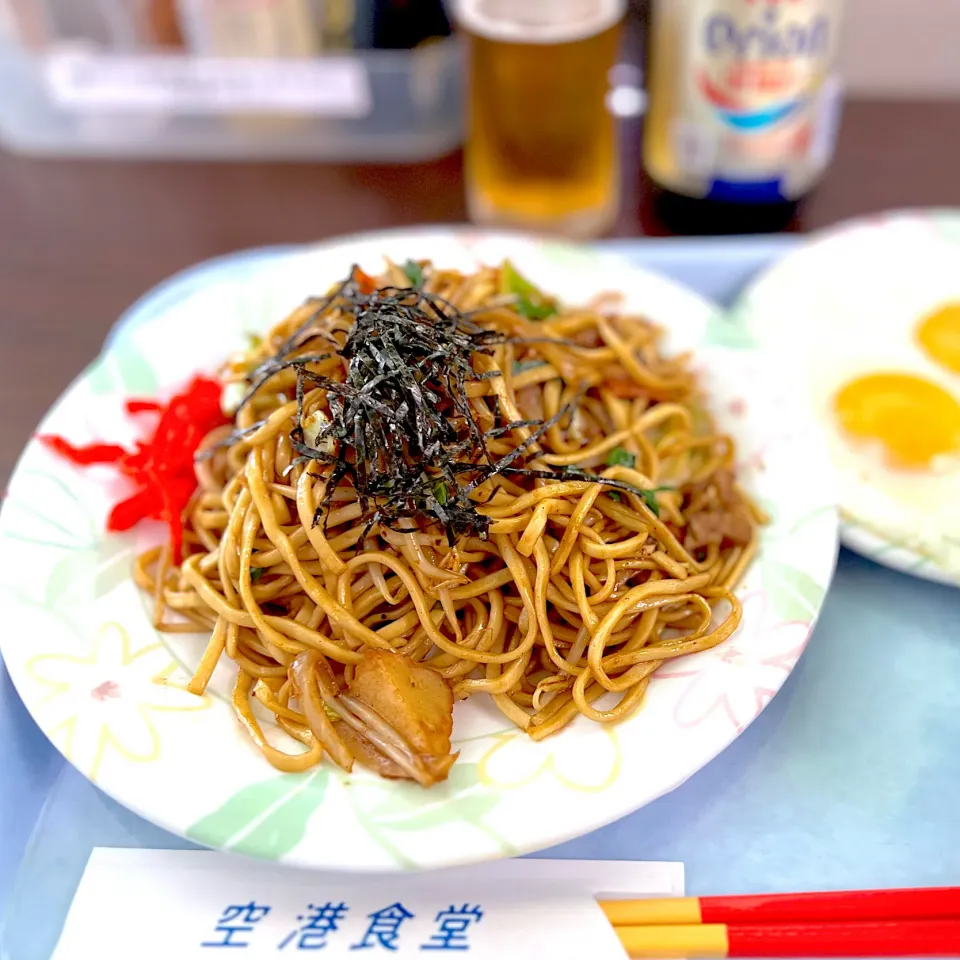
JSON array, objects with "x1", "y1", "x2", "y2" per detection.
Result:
[{"x1": 730, "y1": 208, "x2": 960, "y2": 586}]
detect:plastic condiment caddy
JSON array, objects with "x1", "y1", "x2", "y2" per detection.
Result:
[{"x1": 0, "y1": 2, "x2": 462, "y2": 161}]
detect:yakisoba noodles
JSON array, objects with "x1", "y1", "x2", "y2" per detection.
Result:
[{"x1": 134, "y1": 259, "x2": 762, "y2": 787}]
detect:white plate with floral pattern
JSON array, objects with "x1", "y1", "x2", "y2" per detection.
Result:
[{"x1": 0, "y1": 228, "x2": 838, "y2": 872}]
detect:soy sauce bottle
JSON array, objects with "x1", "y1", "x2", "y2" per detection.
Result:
[{"x1": 642, "y1": 0, "x2": 845, "y2": 235}]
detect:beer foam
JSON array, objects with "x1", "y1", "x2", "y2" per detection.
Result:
[{"x1": 455, "y1": 0, "x2": 625, "y2": 45}]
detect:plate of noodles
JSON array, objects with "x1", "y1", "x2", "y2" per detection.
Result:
[{"x1": 0, "y1": 229, "x2": 837, "y2": 871}]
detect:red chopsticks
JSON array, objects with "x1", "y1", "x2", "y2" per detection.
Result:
[
  {"x1": 599, "y1": 886, "x2": 960, "y2": 957},
  {"x1": 616, "y1": 919, "x2": 960, "y2": 958},
  {"x1": 601, "y1": 886, "x2": 960, "y2": 926}
]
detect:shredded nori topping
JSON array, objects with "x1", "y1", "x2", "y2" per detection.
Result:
[{"x1": 234, "y1": 267, "x2": 649, "y2": 545}]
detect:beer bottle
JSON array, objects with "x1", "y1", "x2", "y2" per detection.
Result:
[{"x1": 643, "y1": 0, "x2": 845, "y2": 235}]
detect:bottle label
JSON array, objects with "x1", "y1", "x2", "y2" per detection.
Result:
[{"x1": 648, "y1": 0, "x2": 844, "y2": 201}]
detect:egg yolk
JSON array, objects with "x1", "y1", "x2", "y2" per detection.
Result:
[
  {"x1": 917, "y1": 302, "x2": 960, "y2": 373},
  {"x1": 833, "y1": 372, "x2": 960, "y2": 469}
]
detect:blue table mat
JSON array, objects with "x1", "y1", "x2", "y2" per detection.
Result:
[{"x1": 3, "y1": 235, "x2": 959, "y2": 960}]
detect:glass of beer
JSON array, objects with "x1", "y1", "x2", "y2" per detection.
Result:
[{"x1": 457, "y1": 0, "x2": 626, "y2": 238}]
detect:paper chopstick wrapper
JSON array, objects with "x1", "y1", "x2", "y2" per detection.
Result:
[{"x1": 51, "y1": 849, "x2": 683, "y2": 959}]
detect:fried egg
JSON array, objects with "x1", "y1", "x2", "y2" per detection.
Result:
[
  {"x1": 833, "y1": 371, "x2": 960, "y2": 470},
  {"x1": 916, "y1": 302, "x2": 960, "y2": 374},
  {"x1": 735, "y1": 212, "x2": 960, "y2": 581},
  {"x1": 819, "y1": 336, "x2": 960, "y2": 574}
]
